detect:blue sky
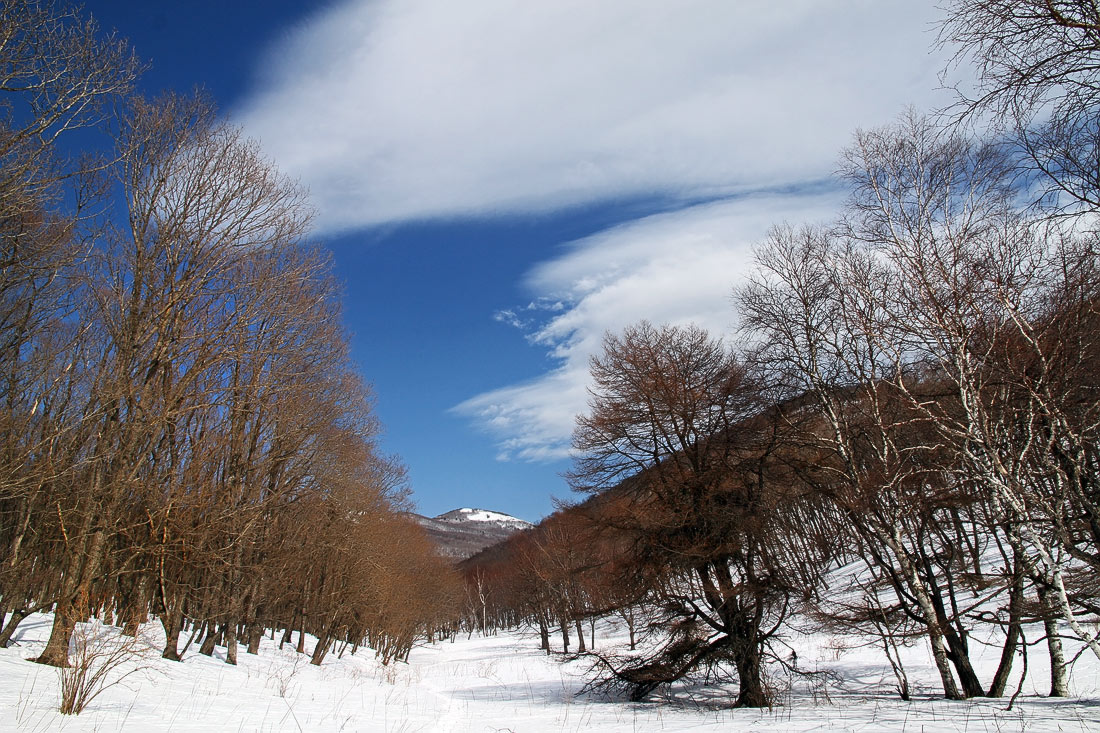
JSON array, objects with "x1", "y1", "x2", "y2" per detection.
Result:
[{"x1": 87, "y1": 1, "x2": 960, "y2": 522}]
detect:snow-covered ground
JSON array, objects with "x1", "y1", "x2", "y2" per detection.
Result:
[{"x1": 2, "y1": 613, "x2": 1097, "y2": 732}]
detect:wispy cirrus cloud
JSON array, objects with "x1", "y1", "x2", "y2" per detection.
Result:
[
  {"x1": 235, "y1": 0, "x2": 951, "y2": 233},
  {"x1": 234, "y1": 0, "x2": 966, "y2": 464},
  {"x1": 452, "y1": 192, "x2": 842, "y2": 461}
]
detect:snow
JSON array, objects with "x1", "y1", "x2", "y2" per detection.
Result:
[
  {"x1": 2, "y1": 613, "x2": 1097, "y2": 731},
  {"x1": 445, "y1": 508, "x2": 531, "y2": 526}
]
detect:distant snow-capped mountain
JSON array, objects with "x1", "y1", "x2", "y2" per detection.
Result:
[
  {"x1": 434, "y1": 507, "x2": 532, "y2": 528},
  {"x1": 410, "y1": 508, "x2": 532, "y2": 561}
]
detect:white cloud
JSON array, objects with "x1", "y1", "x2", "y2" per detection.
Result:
[
  {"x1": 452, "y1": 191, "x2": 842, "y2": 461},
  {"x1": 233, "y1": 0, "x2": 971, "y2": 462},
  {"x1": 235, "y1": 0, "x2": 952, "y2": 232}
]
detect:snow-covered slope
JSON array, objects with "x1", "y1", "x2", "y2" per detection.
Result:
[
  {"x1": 435, "y1": 507, "x2": 532, "y2": 528},
  {"x1": 2, "y1": 612, "x2": 1097, "y2": 732},
  {"x1": 411, "y1": 507, "x2": 532, "y2": 560}
]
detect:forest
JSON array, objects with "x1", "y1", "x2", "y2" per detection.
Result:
[
  {"x1": 0, "y1": 0, "x2": 462, "y2": 679},
  {"x1": 459, "y1": 0, "x2": 1100, "y2": 709},
  {"x1": 1, "y1": 0, "x2": 1099, "y2": 725}
]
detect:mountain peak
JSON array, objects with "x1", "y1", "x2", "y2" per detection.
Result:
[
  {"x1": 410, "y1": 507, "x2": 532, "y2": 561},
  {"x1": 435, "y1": 508, "x2": 532, "y2": 527}
]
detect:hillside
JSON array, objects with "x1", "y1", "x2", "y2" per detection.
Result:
[{"x1": 410, "y1": 507, "x2": 532, "y2": 560}]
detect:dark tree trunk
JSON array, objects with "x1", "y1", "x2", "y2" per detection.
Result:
[
  {"x1": 160, "y1": 605, "x2": 184, "y2": 661},
  {"x1": 199, "y1": 622, "x2": 218, "y2": 656},
  {"x1": 939, "y1": 622, "x2": 983, "y2": 698},
  {"x1": 987, "y1": 562, "x2": 1024, "y2": 697},
  {"x1": 178, "y1": 617, "x2": 199, "y2": 657},
  {"x1": 921, "y1": 561, "x2": 984, "y2": 699},
  {"x1": 225, "y1": 620, "x2": 238, "y2": 665},
  {"x1": 35, "y1": 603, "x2": 77, "y2": 667},
  {"x1": 0, "y1": 608, "x2": 30, "y2": 648},
  {"x1": 247, "y1": 624, "x2": 263, "y2": 655},
  {"x1": 311, "y1": 631, "x2": 332, "y2": 665},
  {"x1": 733, "y1": 642, "x2": 767, "y2": 708},
  {"x1": 120, "y1": 575, "x2": 148, "y2": 637},
  {"x1": 538, "y1": 615, "x2": 550, "y2": 653},
  {"x1": 36, "y1": 525, "x2": 107, "y2": 667}
]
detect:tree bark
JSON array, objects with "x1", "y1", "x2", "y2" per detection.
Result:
[
  {"x1": 160, "y1": 605, "x2": 184, "y2": 661},
  {"x1": 35, "y1": 604, "x2": 77, "y2": 667},
  {"x1": 0, "y1": 608, "x2": 31, "y2": 648},
  {"x1": 199, "y1": 622, "x2": 218, "y2": 656},
  {"x1": 310, "y1": 631, "x2": 332, "y2": 665},
  {"x1": 247, "y1": 624, "x2": 263, "y2": 655},
  {"x1": 733, "y1": 642, "x2": 767, "y2": 708},
  {"x1": 538, "y1": 615, "x2": 550, "y2": 653},
  {"x1": 1040, "y1": 586, "x2": 1069, "y2": 697},
  {"x1": 224, "y1": 620, "x2": 238, "y2": 665},
  {"x1": 987, "y1": 562, "x2": 1024, "y2": 697}
]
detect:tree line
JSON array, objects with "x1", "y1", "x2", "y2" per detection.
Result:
[
  {"x1": 0, "y1": 0, "x2": 460, "y2": 669},
  {"x1": 461, "y1": 1, "x2": 1100, "y2": 707}
]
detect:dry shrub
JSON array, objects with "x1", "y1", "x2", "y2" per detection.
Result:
[{"x1": 57, "y1": 622, "x2": 146, "y2": 714}]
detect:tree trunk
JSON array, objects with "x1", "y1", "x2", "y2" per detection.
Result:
[
  {"x1": 987, "y1": 562, "x2": 1024, "y2": 697},
  {"x1": 560, "y1": 618, "x2": 569, "y2": 654},
  {"x1": 35, "y1": 603, "x2": 77, "y2": 667},
  {"x1": 310, "y1": 631, "x2": 332, "y2": 665},
  {"x1": 1040, "y1": 586, "x2": 1069, "y2": 697},
  {"x1": 121, "y1": 575, "x2": 148, "y2": 637},
  {"x1": 891, "y1": 536, "x2": 963, "y2": 700},
  {"x1": 942, "y1": 625, "x2": 985, "y2": 698},
  {"x1": 247, "y1": 624, "x2": 263, "y2": 655},
  {"x1": 923, "y1": 558, "x2": 984, "y2": 698},
  {"x1": 0, "y1": 608, "x2": 30, "y2": 648},
  {"x1": 574, "y1": 618, "x2": 586, "y2": 653},
  {"x1": 199, "y1": 622, "x2": 218, "y2": 656},
  {"x1": 179, "y1": 619, "x2": 201, "y2": 657},
  {"x1": 538, "y1": 616, "x2": 550, "y2": 653},
  {"x1": 160, "y1": 605, "x2": 184, "y2": 661},
  {"x1": 224, "y1": 621, "x2": 238, "y2": 665},
  {"x1": 725, "y1": 597, "x2": 769, "y2": 708},
  {"x1": 733, "y1": 641, "x2": 768, "y2": 708},
  {"x1": 36, "y1": 525, "x2": 107, "y2": 667}
]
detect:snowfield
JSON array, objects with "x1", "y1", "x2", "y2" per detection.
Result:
[
  {"x1": 439, "y1": 508, "x2": 532, "y2": 528},
  {"x1": 2, "y1": 613, "x2": 1098, "y2": 732}
]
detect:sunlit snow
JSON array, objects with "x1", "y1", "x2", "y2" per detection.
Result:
[{"x1": 2, "y1": 612, "x2": 1097, "y2": 732}]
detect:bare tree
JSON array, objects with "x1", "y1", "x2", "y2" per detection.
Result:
[
  {"x1": 569, "y1": 322, "x2": 831, "y2": 707},
  {"x1": 840, "y1": 112, "x2": 1100, "y2": 663},
  {"x1": 33, "y1": 91, "x2": 311, "y2": 666},
  {"x1": 740, "y1": 112, "x2": 1100, "y2": 699},
  {"x1": 941, "y1": 0, "x2": 1100, "y2": 210},
  {"x1": 0, "y1": 0, "x2": 139, "y2": 647}
]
